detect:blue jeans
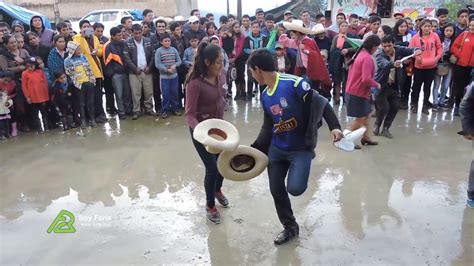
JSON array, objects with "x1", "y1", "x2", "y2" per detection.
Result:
[
  {"x1": 111, "y1": 74, "x2": 126, "y2": 115},
  {"x1": 267, "y1": 144, "x2": 313, "y2": 227},
  {"x1": 190, "y1": 128, "x2": 224, "y2": 208},
  {"x1": 432, "y1": 67, "x2": 452, "y2": 106},
  {"x1": 161, "y1": 77, "x2": 179, "y2": 114}
]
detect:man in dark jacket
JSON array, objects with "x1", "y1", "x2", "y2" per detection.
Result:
[
  {"x1": 104, "y1": 27, "x2": 130, "y2": 120},
  {"x1": 123, "y1": 24, "x2": 155, "y2": 120},
  {"x1": 459, "y1": 78, "x2": 474, "y2": 208},
  {"x1": 248, "y1": 49, "x2": 343, "y2": 245},
  {"x1": 28, "y1": 15, "x2": 54, "y2": 46},
  {"x1": 373, "y1": 35, "x2": 421, "y2": 138}
]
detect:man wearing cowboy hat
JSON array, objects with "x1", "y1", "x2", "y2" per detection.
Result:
[
  {"x1": 248, "y1": 48, "x2": 343, "y2": 245},
  {"x1": 279, "y1": 19, "x2": 332, "y2": 98}
]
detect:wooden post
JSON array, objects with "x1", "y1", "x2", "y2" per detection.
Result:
[{"x1": 237, "y1": 0, "x2": 242, "y2": 19}]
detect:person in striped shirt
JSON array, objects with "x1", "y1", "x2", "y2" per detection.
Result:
[{"x1": 155, "y1": 33, "x2": 182, "y2": 118}]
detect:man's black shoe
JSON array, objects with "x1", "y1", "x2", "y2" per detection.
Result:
[{"x1": 274, "y1": 225, "x2": 299, "y2": 245}]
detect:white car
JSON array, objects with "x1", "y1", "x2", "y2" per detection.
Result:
[{"x1": 71, "y1": 9, "x2": 141, "y2": 37}]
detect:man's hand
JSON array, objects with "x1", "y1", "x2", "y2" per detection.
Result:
[
  {"x1": 144, "y1": 67, "x2": 150, "y2": 74},
  {"x1": 376, "y1": 82, "x2": 381, "y2": 89},
  {"x1": 331, "y1": 129, "x2": 344, "y2": 142},
  {"x1": 414, "y1": 50, "x2": 422, "y2": 56},
  {"x1": 26, "y1": 97, "x2": 32, "y2": 104},
  {"x1": 170, "y1": 65, "x2": 176, "y2": 72},
  {"x1": 394, "y1": 60, "x2": 402, "y2": 68},
  {"x1": 341, "y1": 49, "x2": 348, "y2": 56}
]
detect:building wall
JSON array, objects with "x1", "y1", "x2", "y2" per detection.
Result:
[{"x1": 5, "y1": 0, "x2": 198, "y2": 20}]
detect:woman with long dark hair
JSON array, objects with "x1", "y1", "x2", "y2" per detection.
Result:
[
  {"x1": 409, "y1": 19, "x2": 442, "y2": 114},
  {"x1": 230, "y1": 21, "x2": 247, "y2": 100},
  {"x1": 0, "y1": 34, "x2": 30, "y2": 133},
  {"x1": 329, "y1": 21, "x2": 357, "y2": 105},
  {"x1": 345, "y1": 35, "x2": 381, "y2": 147},
  {"x1": 185, "y1": 42, "x2": 228, "y2": 224},
  {"x1": 393, "y1": 19, "x2": 414, "y2": 110},
  {"x1": 432, "y1": 23, "x2": 455, "y2": 109}
]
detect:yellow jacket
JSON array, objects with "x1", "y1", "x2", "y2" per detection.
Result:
[{"x1": 72, "y1": 33, "x2": 103, "y2": 79}]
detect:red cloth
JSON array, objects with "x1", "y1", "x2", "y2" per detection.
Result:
[
  {"x1": 300, "y1": 38, "x2": 331, "y2": 87},
  {"x1": 0, "y1": 80, "x2": 16, "y2": 98},
  {"x1": 345, "y1": 49, "x2": 379, "y2": 99},
  {"x1": 231, "y1": 33, "x2": 246, "y2": 60},
  {"x1": 450, "y1": 32, "x2": 474, "y2": 67},
  {"x1": 21, "y1": 69, "x2": 49, "y2": 103}
]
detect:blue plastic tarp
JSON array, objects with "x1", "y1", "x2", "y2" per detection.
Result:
[{"x1": 0, "y1": 2, "x2": 52, "y2": 29}]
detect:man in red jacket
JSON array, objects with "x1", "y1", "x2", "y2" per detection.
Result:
[{"x1": 450, "y1": 17, "x2": 474, "y2": 116}]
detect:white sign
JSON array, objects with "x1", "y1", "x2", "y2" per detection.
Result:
[
  {"x1": 331, "y1": 0, "x2": 378, "y2": 22},
  {"x1": 393, "y1": 0, "x2": 443, "y2": 19}
]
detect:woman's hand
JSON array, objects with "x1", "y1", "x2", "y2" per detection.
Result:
[{"x1": 331, "y1": 129, "x2": 344, "y2": 142}]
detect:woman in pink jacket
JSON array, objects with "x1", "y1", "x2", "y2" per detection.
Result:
[
  {"x1": 345, "y1": 35, "x2": 381, "y2": 147},
  {"x1": 409, "y1": 19, "x2": 443, "y2": 114}
]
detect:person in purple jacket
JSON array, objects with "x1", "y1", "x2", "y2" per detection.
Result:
[
  {"x1": 27, "y1": 16, "x2": 54, "y2": 46},
  {"x1": 185, "y1": 42, "x2": 228, "y2": 224}
]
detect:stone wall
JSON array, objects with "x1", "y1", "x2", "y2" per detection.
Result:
[{"x1": 5, "y1": 0, "x2": 198, "y2": 20}]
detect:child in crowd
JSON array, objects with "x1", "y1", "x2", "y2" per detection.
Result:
[
  {"x1": 209, "y1": 36, "x2": 229, "y2": 72},
  {"x1": 274, "y1": 43, "x2": 291, "y2": 73},
  {"x1": 183, "y1": 35, "x2": 199, "y2": 71},
  {"x1": 0, "y1": 89, "x2": 12, "y2": 140},
  {"x1": 21, "y1": 57, "x2": 50, "y2": 133},
  {"x1": 64, "y1": 41, "x2": 96, "y2": 128},
  {"x1": 0, "y1": 71, "x2": 17, "y2": 137},
  {"x1": 155, "y1": 33, "x2": 182, "y2": 119},
  {"x1": 181, "y1": 35, "x2": 199, "y2": 105},
  {"x1": 52, "y1": 70, "x2": 75, "y2": 131}
]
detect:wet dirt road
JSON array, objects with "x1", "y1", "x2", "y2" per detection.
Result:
[{"x1": 0, "y1": 100, "x2": 472, "y2": 265}]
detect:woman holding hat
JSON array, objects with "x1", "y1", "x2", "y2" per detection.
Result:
[{"x1": 185, "y1": 42, "x2": 228, "y2": 224}]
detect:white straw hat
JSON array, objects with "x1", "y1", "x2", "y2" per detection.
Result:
[
  {"x1": 217, "y1": 145, "x2": 269, "y2": 181},
  {"x1": 193, "y1": 119, "x2": 240, "y2": 154}
]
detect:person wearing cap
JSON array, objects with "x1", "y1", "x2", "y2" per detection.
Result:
[
  {"x1": 284, "y1": 10, "x2": 293, "y2": 23},
  {"x1": 274, "y1": 43, "x2": 290, "y2": 73},
  {"x1": 255, "y1": 8, "x2": 265, "y2": 28},
  {"x1": 248, "y1": 48, "x2": 343, "y2": 245},
  {"x1": 73, "y1": 20, "x2": 107, "y2": 124},
  {"x1": 184, "y1": 16, "x2": 206, "y2": 47},
  {"x1": 414, "y1": 15, "x2": 426, "y2": 32},
  {"x1": 261, "y1": 14, "x2": 276, "y2": 38},
  {"x1": 64, "y1": 41, "x2": 97, "y2": 128},
  {"x1": 393, "y1": 12, "x2": 404, "y2": 21},
  {"x1": 11, "y1": 21, "x2": 24, "y2": 36}
]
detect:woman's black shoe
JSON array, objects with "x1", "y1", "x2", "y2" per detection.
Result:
[
  {"x1": 274, "y1": 225, "x2": 299, "y2": 245},
  {"x1": 361, "y1": 139, "x2": 378, "y2": 146}
]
